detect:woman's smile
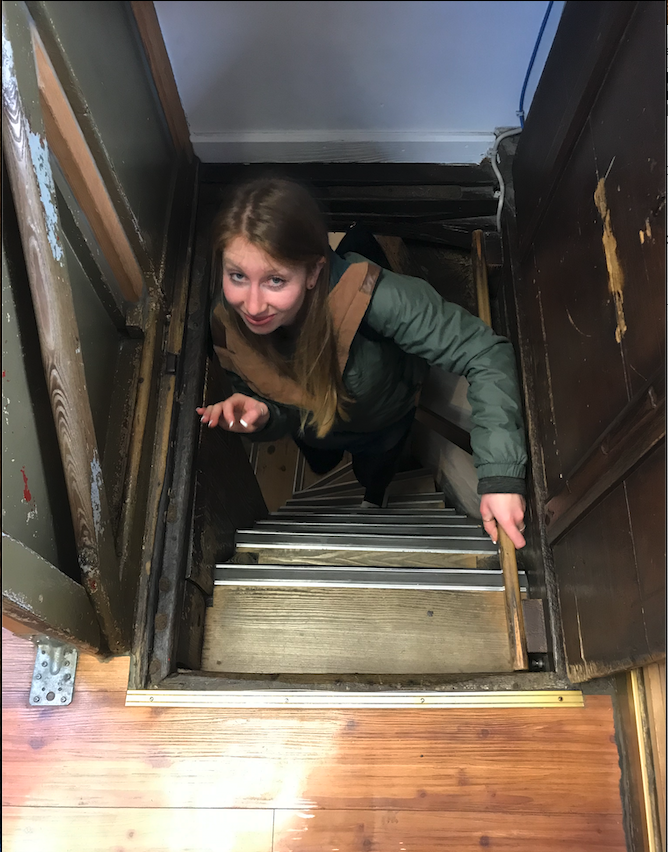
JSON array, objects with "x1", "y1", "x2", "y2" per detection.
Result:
[{"x1": 243, "y1": 312, "x2": 277, "y2": 327}]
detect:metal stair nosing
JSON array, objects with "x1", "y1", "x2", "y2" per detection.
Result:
[
  {"x1": 266, "y1": 512, "x2": 472, "y2": 525},
  {"x1": 255, "y1": 521, "x2": 483, "y2": 536},
  {"x1": 215, "y1": 564, "x2": 528, "y2": 592},
  {"x1": 272, "y1": 506, "x2": 462, "y2": 517},
  {"x1": 284, "y1": 493, "x2": 446, "y2": 509},
  {"x1": 235, "y1": 531, "x2": 496, "y2": 555}
]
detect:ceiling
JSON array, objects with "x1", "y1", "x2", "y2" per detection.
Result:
[{"x1": 154, "y1": 0, "x2": 564, "y2": 163}]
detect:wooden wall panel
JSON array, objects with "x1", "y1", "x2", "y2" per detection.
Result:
[
  {"x1": 553, "y1": 485, "x2": 648, "y2": 680},
  {"x1": 624, "y1": 443, "x2": 666, "y2": 656},
  {"x1": 513, "y1": 1, "x2": 637, "y2": 252},
  {"x1": 510, "y1": 0, "x2": 665, "y2": 678},
  {"x1": 525, "y1": 135, "x2": 629, "y2": 494},
  {"x1": 586, "y1": 1, "x2": 666, "y2": 398}
]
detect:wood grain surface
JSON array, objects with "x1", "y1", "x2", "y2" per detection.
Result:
[
  {"x1": 2, "y1": 7, "x2": 128, "y2": 651},
  {"x1": 2, "y1": 629, "x2": 626, "y2": 851},
  {"x1": 255, "y1": 549, "x2": 480, "y2": 568},
  {"x1": 273, "y1": 809, "x2": 625, "y2": 851},
  {"x1": 201, "y1": 587, "x2": 513, "y2": 674},
  {"x1": 2, "y1": 807, "x2": 273, "y2": 852}
]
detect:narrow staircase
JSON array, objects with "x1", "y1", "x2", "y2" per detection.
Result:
[{"x1": 202, "y1": 463, "x2": 528, "y2": 676}]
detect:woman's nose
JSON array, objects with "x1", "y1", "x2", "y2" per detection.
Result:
[{"x1": 246, "y1": 284, "x2": 267, "y2": 316}]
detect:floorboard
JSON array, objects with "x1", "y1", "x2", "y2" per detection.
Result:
[
  {"x1": 2, "y1": 628, "x2": 626, "y2": 851},
  {"x1": 2, "y1": 807, "x2": 274, "y2": 852},
  {"x1": 273, "y1": 809, "x2": 625, "y2": 851}
]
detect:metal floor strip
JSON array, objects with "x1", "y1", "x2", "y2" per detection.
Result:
[{"x1": 126, "y1": 690, "x2": 585, "y2": 709}]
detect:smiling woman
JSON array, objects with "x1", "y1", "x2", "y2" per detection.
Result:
[
  {"x1": 200, "y1": 178, "x2": 350, "y2": 443},
  {"x1": 198, "y1": 176, "x2": 528, "y2": 543}
]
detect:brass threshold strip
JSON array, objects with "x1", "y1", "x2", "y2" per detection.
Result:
[
  {"x1": 126, "y1": 689, "x2": 584, "y2": 709},
  {"x1": 630, "y1": 669, "x2": 662, "y2": 852}
]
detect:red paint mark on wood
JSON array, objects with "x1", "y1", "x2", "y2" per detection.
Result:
[
  {"x1": 20, "y1": 467, "x2": 32, "y2": 502},
  {"x1": 2, "y1": 371, "x2": 6, "y2": 377}
]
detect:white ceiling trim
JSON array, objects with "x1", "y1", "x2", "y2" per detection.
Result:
[{"x1": 191, "y1": 130, "x2": 497, "y2": 164}]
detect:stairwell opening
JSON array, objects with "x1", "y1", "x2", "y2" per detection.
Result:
[{"x1": 147, "y1": 163, "x2": 559, "y2": 694}]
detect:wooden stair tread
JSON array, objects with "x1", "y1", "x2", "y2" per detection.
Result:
[
  {"x1": 201, "y1": 586, "x2": 513, "y2": 674},
  {"x1": 253, "y1": 549, "x2": 482, "y2": 568}
]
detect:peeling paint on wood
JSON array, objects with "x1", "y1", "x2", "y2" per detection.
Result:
[
  {"x1": 90, "y1": 451, "x2": 103, "y2": 534},
  {"x1": 639, "y1": 217, "x2": 652, "y2": 245},
  {"x1": 20, "y1": 466, "x2": 32, "y2": 502},
  {"x1": 28, "y1": 131, "x2": 64, "y2": 263},
  {"x1": 594, "y1": 177, "x2": 627, "y2": 343}
]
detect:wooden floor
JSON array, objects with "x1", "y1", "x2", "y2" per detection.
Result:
[{"x1": 2, "y1": 628, "x2": 628, "y2": 851}]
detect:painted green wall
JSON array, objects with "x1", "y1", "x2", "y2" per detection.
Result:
[
  {"x1": 2, "y1": 238, "x2": 80, "y2": 579},
  {"x1": 26, "y1": 0, "x2": 178, "y2": 277}
]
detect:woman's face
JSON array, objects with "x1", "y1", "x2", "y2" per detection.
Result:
[{"x1": 222, "y1": 235, "x2": 323, "y2": 335}]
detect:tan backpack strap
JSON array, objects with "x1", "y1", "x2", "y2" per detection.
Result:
[
  {"x1": 210, "y1": 299, "x2": 228, "y2": 349},
  {"x1": 328, "y1": 262, "x2": 382, "y2": 372}
]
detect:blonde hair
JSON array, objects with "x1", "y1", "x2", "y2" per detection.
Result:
[{"x1": 212, "y1": 177, "x2": 350, "y2": 438}]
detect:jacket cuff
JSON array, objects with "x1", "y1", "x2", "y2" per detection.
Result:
[
  {"x1": 475, "y1": 463, "x2": 526, "y2": 480},
  {"x1": 477, "y1": 476, "x2": 526, "y2": 496},
  {"x1": 242, "y1": 402, "x2": 299, "y2": 443}
]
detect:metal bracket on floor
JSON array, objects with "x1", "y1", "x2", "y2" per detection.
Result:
[{"x1": 29, "y1": 640, "x2": 78, "y2": 707}]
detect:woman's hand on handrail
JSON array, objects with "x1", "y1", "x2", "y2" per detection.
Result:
[
  {"x1": 197, "y1": 393, "x2": 270, "y2": 433},
  {"x1": 480, "y1": 493, "x2": 526, "y2": 549}
]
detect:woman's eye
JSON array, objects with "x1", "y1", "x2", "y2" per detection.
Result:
[
  {"x1": 229, "y1": 271, "x2": 245, "y2": 282},
  {"x1": 269, "y1": 277, "x2": 285, "y2": 287}
]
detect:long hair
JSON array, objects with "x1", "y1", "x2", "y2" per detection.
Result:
[{"x1": 212, "y1": 177, "x2": 350, "y2": 438}]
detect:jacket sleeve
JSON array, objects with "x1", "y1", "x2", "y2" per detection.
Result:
[
  {"x1": 224, "y1": 370, "x2": 300, "y2": 443},
  {"x1": 364, "y1": 269, "x2": 527, "y2": 487}
]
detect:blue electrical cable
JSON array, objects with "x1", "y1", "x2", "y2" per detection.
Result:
[{"x1": 517, "y1": 0, "x2": 554, "y2": 128}]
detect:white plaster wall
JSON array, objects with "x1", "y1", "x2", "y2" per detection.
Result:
[{"x1": 154, "y1": 0, "x2": 564, "y2": 163}]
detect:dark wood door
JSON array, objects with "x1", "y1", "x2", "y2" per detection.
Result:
[{"x1": 510, "y1": 0, "x2": 665, "y2": 681}]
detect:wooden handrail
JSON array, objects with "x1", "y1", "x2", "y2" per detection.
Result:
[
  {"x1": 130, "y1": 1, "x2": 194, "y2": 161},
  {"x1": 472, "y1": 230, "x2": 528, "y2": 671}
]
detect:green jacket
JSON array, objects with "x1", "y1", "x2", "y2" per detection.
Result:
[{"x1": 215, "y1": 250, "x2": 527, "y2": 494}]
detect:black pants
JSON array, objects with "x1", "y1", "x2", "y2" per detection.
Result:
[{"x1": 294, "y1": 420, "x2": 413, "y2": 506}]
